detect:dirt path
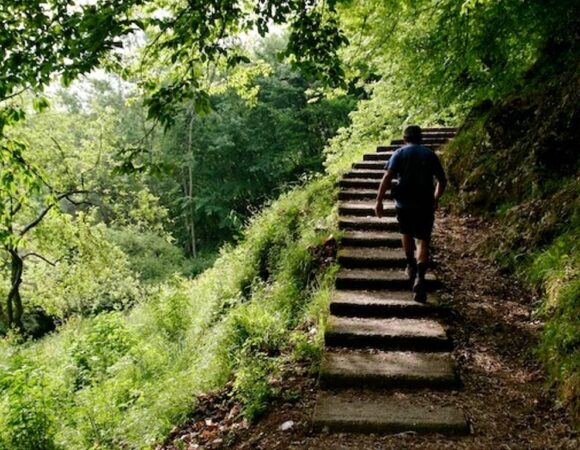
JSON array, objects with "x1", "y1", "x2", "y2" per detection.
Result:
[{"x1": 161, "y1": 211, "x2": 578, "y2": 449}]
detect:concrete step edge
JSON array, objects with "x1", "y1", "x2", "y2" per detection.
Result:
[{"x1": 312, "y1": 392, "x2": 468, "y2": 435}]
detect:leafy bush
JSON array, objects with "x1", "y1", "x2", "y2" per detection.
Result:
[
  {"x1": 232, "y1": 353, "x2": 279, "y2": 421},
  {"x1": 69, "y1": 312, "x2": 135, "y2": 387},
  {"x1": 0, "y1": 354, "x2": 57, "y2": 450},
  {"x1": 106, "y1": 227, "x2": 190, "y2": 283},
  {"x1": 24, "y1": 212, "x2": 143, "y2": 319}
]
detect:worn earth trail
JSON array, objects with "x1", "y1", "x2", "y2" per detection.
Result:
[{"x1": 161, "y1": 131, "x2": 578, "y2": 449}]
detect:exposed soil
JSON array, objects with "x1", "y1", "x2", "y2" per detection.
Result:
[{"x1": 160, "y1": 211, "x2": 578, "y2": 450}]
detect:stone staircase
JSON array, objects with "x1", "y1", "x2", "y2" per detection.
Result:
[{"x1": 312, "y1": 127, "x2": 469, "y2": 435}]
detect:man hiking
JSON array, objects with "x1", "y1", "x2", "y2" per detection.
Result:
[{"x1": 374, "y1": 125, "x2": 447, "y2": 302}]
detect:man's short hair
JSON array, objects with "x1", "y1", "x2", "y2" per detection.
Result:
[{"x1": 404, "y1": 125, "x2": 422, "y2": 144}]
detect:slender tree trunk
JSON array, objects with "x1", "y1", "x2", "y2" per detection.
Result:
[
  {"x1": 180, "y1": 172, "x2": 192, "y2": 256},
  {"x1": 7, "y1": 248, "x2": 24, "y2": 331},
  {"x1": 0, "y1": 281, "x2": 5, "y2": 327},
  {"x1": 187, "y1": 113, "x2": 197, "y2": 258},
  {"x1": 0, "y1": 249, "x2": 6, "y2": 327}
]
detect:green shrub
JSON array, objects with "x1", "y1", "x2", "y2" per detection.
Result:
[
  {"x1": 539, "y1": 277, "x2": 580, "y2": 417},
  {"x1": 232, "y1": 353, "x2": 279, "y2": 421},
  {"x1": 24, "y1": 213, "x2": 143, "y2": 320},
  {"x1": 0, "y1": 355, "x2": 57, "y2": 450},
  {"x1": 69, "y1": 312, "x2": 135, "y2": 387},
  {"x1": 147, "y1": 282, "x2": 192, "y2": 342},
  {"x1": 106, "y1": 228, "x2": 190, "y2": 282},
  {"x1": 291, "y1": 331, "x2": 321, "y2": 365},
  {"x1": 226, "y1": 300, "x2": 286, "y2": 357}
]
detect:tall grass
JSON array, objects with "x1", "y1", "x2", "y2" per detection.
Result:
[{"x1": 0, "y1": 175, "x2": 338, "y2": 449}]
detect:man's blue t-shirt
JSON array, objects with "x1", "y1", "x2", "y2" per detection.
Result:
[{"x1": 386, "y1": 144, "x2": 446, "y2": 209}]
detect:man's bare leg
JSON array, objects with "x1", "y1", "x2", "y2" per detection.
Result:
[
  {"x1": 402, "y1": 234, "x2": 417, "y2": 281},
  {"x1": 413, "y1": 239, "x2": 430, "y2": 302},
  {"x1": 402, "y1": 233, "x2": 415, "y2": 255},
  {"x1": 416, "y1": 239, "x2": 429, "y2": 265}
]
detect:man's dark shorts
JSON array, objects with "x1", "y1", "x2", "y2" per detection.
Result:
[{"x1": 395, "y1": 207, "x2": 434, "y2": 241}]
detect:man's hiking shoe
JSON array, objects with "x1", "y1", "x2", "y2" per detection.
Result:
[
  {"x1": 405, "y1": 264, "x2": 417, "y2": 282},
  {"x1": 413, "y1": 289, "x2": 427, "y2": 303},
  {"x1": 413, "y1": 277, "x2": 427, "y2": 303}
]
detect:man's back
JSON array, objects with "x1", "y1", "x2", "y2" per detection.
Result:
[{"x1": 386, "y1": 144, "x2": 445, "y2": 209}]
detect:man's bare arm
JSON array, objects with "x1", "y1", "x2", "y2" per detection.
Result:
[
  {"x1": 375, "y1": 169, "x2": 395, "y2": 218},
  {"x1": 433, "y1": 175, "x2": 447, "y2": 210},
  {"x1": 432, "y1": 153, "x2": 448, "y2": 210}
]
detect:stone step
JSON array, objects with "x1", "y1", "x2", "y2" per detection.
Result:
[
  {"x1": 338, "y1": 247, "x2": 406, "y2": 269},
  {"x1": 377, "y1": 146, "x2": 446, "y2": 155},
  {"x1": 343, "y1": 169, "x2": 385, "y2": 179},
  {"x1": 376, "y1": 145, "x2": 399, "y2": 152},
  {"x1": 338, "y1": 201, "x2": 395, "y2": 217},
  {"x1": 319, "y1": 350, "x2": 459, "y2": 389},
  {"x1": 363, "y1": 151, "x2": 444, "y2": 161},
  {"x1": 325, "y1": 316, "x2": 451, "y2": 351},
  {"x1": 377, "y1": 144, "x2": 443, "y2": 153},
  {"x1": 420, "y1": 135, "x2": 455, "y2": 140},
  {"x1": 422, "y1": 127, "x2": 458, "y2": 133},
  {"x1": 338, "y1": 189, "x2": 386, "y2": 201},
  {"x1": 312, "y1": 391, "x2": 468, "y2": 435},
  {"x1": 338, "y1": 216, "x2": 398, "y2": 231},
  {"x1": 391, "y1": 138, "x2": 449, "y2": 146},
  {"x1": 363, "y1": 152, "x2": 394, "y2": 161},
  {"x1": 330, "y1": 290, "x2": 439, "y2": 317},
  {"x1": 376, "y1": 133, "x2": 453, "y2": 153},
  {"x1": 335, "y1": 268, "x2": 440, "y2": 290},
  {"x1": 340, "y1": 230, "x2": 401, "y2": 247},
  {"x1": 352, "y1": 160, "x2": 388, "y2": 170},
  {"x1": 338, "y1": 178, "x2": 381, "y2": 189}
]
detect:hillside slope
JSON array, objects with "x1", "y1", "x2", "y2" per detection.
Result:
[{"x1": 445, "y1": 60, "x2": 579, "y2": 418}]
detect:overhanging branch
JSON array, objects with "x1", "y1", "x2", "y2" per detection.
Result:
[
  {"x1": 21, "y1": 252, "x2": 57, "y2": 266},
  {"x1": 19, "y1": 190, "x2": 90, "y2": 236}
]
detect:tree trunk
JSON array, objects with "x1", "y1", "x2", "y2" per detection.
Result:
[
  {"x1": 187, "y1": 162, "x2": 197, "y2": 258},
  {"x1": 187, "y1": 112, "x2": 197, "y2": 258},
  {"x1": 0, "y1": 283, "x2": 5, "y2": 327},
  {"x1": 7, "y1": 248, "x2": 24, "y2": 331}
]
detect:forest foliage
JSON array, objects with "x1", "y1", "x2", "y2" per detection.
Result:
[
  {"x1": 0, "y1": 0, "x2": 579, "y2": 447},
  {"x1": 1, "y1": 3, "x2": 352, "y2": 444}
]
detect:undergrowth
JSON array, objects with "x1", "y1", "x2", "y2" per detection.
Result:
[
  {"x1": 444, "y1": 63, "x2": 580, "y2": 421},
  {"x1": 527, "y1": 227, "x2": 580, "y2": 419},
  {"x1": 0, "y1": 175, "x2": 338, "y2": 449}
]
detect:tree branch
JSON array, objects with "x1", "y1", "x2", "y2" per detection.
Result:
[
  {"x1": 0, "y1": 86, "x2": 31, "y2": 103},
  {"x1": 21, "y1": 252, "x2": 57, "y2": 266},
  {"x1": 50, "y1": 137, "x2": 74, "y2": 182},
  {"x1": 63, "y1": 194, "x2": 95, "y2": 208},
  {"x1": 19, "y1": 190, "x2": 90, "y2": 236}
]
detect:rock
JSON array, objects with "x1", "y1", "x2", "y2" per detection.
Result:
[{"x1": 279, "y1": 420, "x2": 294, "y2": 431}]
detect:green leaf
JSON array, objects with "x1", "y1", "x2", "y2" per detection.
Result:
[{"x1": 32, "y1": 97, "x2": 50, "y2": 113}]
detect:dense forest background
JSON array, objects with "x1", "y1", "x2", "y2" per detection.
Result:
[{"x1": 0, "y1": 0, "x2": 578, "y2": 448}]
